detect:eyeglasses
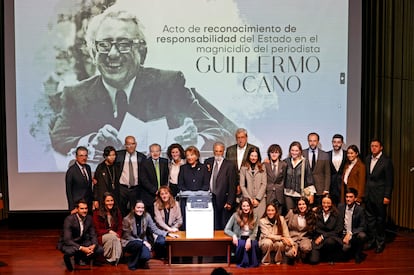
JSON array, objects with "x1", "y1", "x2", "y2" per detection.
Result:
[{"x1": 95, "y1": 38, "x2": 143, "y2": 54}]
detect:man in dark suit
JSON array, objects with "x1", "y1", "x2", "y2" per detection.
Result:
[
  {"x1": 364, "y1": 139, "x2": 394, "y2": 253},
  {"x1": 65, "y1": 146, "x2": 93, "y2": 214},
  {"x1": 116, "y1": 136, "x2": 146, "y2": 217},
  {"x1": 303, "y1": 132, "x2": 330, "y2": 206},
  {"x1": 328, "y1": 134, "x2": 347, "y2": 206},
  {"x1": 338, "y1": 187, "x2": 367, "y2": 263},
  {"x1": 225, "y1": 128, "x2": 258, "y2": 206},
  {"x1": 49, "y1": 8, "x2": 232, "y2": 158},
  {"x1": 263, "y1": 144, "x2": 287, "y2": 215},
  {"x1": 205, "y1": 142, "x2": 237, "y2": 230},
  {"x1": 140, "y1": 143, "x2": 169, "y2": 217},
  {"x1": 58, "y1": 199, "x2": 103, "y2": 271}
]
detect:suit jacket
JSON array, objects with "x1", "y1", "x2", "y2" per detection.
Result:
[
  {"x1": 285, "y1": 209, "x2": 315, "y2": 240},
  {"x1": 365, "y1": 153, "x2": 394, "y2": 203},
  {"x1": 58, "y1": 213, "x2": 98, "y2": 251},
  {"x1": 303, "y1": 148, "x2": 331, "y2": 195},
  {"x1": 65, "y1": 162, "x2": 93, "y2": 211},
  {"x1": 259, "y1": 216, "x2": 292, "y2": 244},
  {"x1": 49, "y1": 68, "x2": 232, "y2": 154},
  {"x1": 240, "y1": 165, "x2": 267, "y2": 217},
  {"x1": 225, "y1": 143, "x2": 258, "y2": 173},
  {"x1": 93, "y1": 161, "x2": 121, "y2": 202},
  {"x1": 140, "y1": 157, "x2": 169, "y2": 207},
  {"x1": 340, "y1": 159, "x2": 366, "y2": 203},
  {"x1": 153, "y1": 203, "x2": 183, "y2": 231},
  {"x1": 121, "y1": 213, "x2": 167, "y2": 247},
  {"x1": 284, "y1": 157, "x2": 314, "y2": 194},
  {"x1": 204, "y1": 157, "x2": 237, "y2": 208},
  {"x1": 263, "y1": 161, "x2": 287, "y2": 205},
  {"x1": 338, "y1": 203, "x2": 366, "y2": 236},
  {"x1": 177, "y1": 162, "x2": 210, "y2": 192},
  {"x1": 314, "y1": 209, "x2": 343, "y2": 245},
  {"x1": 328, "y1": 150, "x2": 347, "y2": 200},
  {"x1": 115, "y1": 149, "x2": 146, "y2": 187}
]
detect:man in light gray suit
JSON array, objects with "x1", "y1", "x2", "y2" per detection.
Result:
[{"x1": 303, "y1": 132, "x2": 330, "y2": 206}]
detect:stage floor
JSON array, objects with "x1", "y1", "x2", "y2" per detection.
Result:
[{"x1": 0, "y1": 224, "x2": 413, "y2": 274}]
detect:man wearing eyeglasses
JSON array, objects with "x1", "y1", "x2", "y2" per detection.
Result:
[
  {"x1": 116, "y1": 136, "x2": 146, "y2": 217},
  {"x1": 49, "y1": 7, "x2": 233, "y2": 159}
]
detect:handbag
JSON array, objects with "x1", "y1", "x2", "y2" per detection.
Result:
[{"x1": 300, "y1": 158, "x2": 313, "y2": 201}]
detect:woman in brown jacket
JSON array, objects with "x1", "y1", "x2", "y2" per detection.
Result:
[{"x1": 341, "y1": 145, "x2": 366, "y2": 204}]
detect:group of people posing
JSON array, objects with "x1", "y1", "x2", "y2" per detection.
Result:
[{"x1": 59, "y1": 129, "x2": 394, "y2": 270}]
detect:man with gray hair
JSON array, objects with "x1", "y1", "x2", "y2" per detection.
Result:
[
  {"x1": 225, "y1": 128, "x2": 259, "y2": 206},
  {"x1": 205, "y1": 142, "x2": 237, "y2": 230},
  {"x1": 49, "y1": 7, "x2": 232, "y2": 158}
]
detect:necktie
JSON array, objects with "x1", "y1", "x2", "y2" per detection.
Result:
[
  {"x1": 81, "y1": 166, "x2": 88, "y2": 181},
  {"x1": 211, "y1": 160, "x2": 219, "y2": 194},
  {"x1": 273, "y1": 162, "x2": 278, "y2": 177},
  {"x1": 155, "y1": 160, "x2": 160, "y2": 188},
  {"x1": 115, "y1": 90, "x2": 127, "y2": 125},
  {"x1": 311, "y1": 149, "x2": 316, "y2": 171},
  {"x1": 129, "y1": 155, "x2": 134, "y2": 187}
]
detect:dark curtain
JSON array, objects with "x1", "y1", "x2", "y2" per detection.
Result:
[{"x1": 362, "y1": 0, "x2": 414, "y2": 229}]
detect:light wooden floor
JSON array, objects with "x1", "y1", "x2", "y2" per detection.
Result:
[{"x1": 0, "y1": 225, "x2": 413, "y2": 274}]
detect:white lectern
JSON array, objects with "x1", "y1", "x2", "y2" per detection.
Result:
[{"x1": 185, "y1": 194, "x2": 214, "y2": 238}]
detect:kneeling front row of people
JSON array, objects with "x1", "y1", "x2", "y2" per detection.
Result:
[
  {"x1": 224, "y1": 188, "x2": 367, "y2": 268},
  {"x1": 58, "y1": 187, "x2": 180, "y2": 271},
  {"x1": 59, "y1": 188, "x2": 366, "y2": 270}
]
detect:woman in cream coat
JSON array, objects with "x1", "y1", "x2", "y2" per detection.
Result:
[
  {"x1": 259, "y1": 203, "x2": 295, "y2": 264},
  {"x1": 240, "y1": 147, "x2": 267, "y2": 218}
]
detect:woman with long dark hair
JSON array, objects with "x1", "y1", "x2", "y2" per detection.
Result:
[
  {"x1": 121, "y1": 200, "x2": 177, "y2": 270},
  {"x1": 240, "y1": 147, "x2": 267, "y2": 218},
  {"x1": 92, "y1": 192, "x2": 122, "y2": 265},
  {"x1": 310, "y1": 196, "x2": 343, "y2": 264},
  {"x1": 259, "y1": 203, "x2": 295, "y2": 264},
  {"x1": 285, "y1": 196, "x2": 316, "y2": 262},
  {"x1": 341, "y1": 145, "x2": 366, "y2": 204},
  {"x1": 166, "y1": 143, "x2": 186, "y2": 197}
]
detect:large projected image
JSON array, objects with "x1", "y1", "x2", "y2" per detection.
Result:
[{"x1": 15, "y1": 0, "x2": 348, "y2": 173}]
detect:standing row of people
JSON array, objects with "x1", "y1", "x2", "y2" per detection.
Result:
[{"x1": 63, "y1": 128, "x2": 393, "y2": 269}]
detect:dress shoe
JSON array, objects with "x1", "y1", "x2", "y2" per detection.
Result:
[
  {"x1": 375, "y1": 245, "x2": 385, "y2": 254},
  {"x1": 78, "y1": 260, "x2": 87, "y2": 266},
  {"x1": 63, "y1": 255, "x2": 73, "y2": 272},
  {"x1": 364, "y1": 242, "x2": 375, "y2": 251},
  {"x1": 355, "y1": 253, "x2": 367, "y2": 264}
]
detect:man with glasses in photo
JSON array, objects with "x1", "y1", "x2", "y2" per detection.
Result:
[{"x1": 49, "y1": 7, "x2": 232, "y2": 159}]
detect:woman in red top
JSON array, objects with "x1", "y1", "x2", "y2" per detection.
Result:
[{"x1": 93, "y1": 192, "x2": 122, "y2": 265}]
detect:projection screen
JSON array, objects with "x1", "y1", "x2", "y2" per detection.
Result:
[{"x1": 4, "y1": 0, "x2": 361, "y2": 211}]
